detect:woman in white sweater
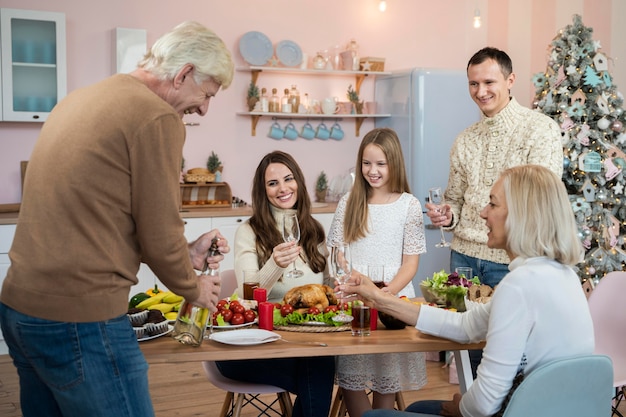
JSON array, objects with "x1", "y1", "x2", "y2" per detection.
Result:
[
  {"x1": 343, "y1": 165, "x2": 594, "y2": 417},
  {"x1": 217, "y1": 151, "x2": 334, "y2": 417}
]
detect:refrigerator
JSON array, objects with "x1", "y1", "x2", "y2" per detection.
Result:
[{"x1": 375, "y1": 68, "x2": 480, "y2": 290}]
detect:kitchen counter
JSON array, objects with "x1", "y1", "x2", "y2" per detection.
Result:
[{"x1": 0, "y1": 202, "x2": 337, "y2": 225}]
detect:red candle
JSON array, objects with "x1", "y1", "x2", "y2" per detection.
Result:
[
  {"x1": 253, "y1": 287, "x2": 267, "y2": 303},
  {"x1": 258, "y1": 301, "x2": 274, "y2": 330},
  {"x1": 370, "y1": 308, "x2": 378, "y2": 331}
]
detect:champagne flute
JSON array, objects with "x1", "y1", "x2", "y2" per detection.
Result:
[
  {"x1": 429, "y1": 187, "x2": 451, "y2": 248},
  {"x1": 331, "y1": 243, "x2": 354, "y2": 323},
  {"x1": 282, "y1": 213, "x2": 304, "y2": 279}
]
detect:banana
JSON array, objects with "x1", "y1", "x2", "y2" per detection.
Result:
[
  {"x1": 164, "y1": 312, "x2": 178, "y2": 321},
  {"x1": 135, "y1": 292, "x2": 170, "y2": 309},
  {"x1": 147, "y1": 303, "x2": 175, "y2": 314},
  {"x1": 162, "y1": 293, "x2": 184, "y2": 304}
]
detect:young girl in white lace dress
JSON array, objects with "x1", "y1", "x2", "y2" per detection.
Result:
[{"x1": 327, "y1": 127, "x2": 428, "y2": 417}]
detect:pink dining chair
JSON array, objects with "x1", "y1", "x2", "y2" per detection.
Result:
[
  {"x1": 587, "y1": 271, "x2": 626, "y2": 417},
  {"x1": 202, "y1": 269, "x2": 293, "y2": 417}
]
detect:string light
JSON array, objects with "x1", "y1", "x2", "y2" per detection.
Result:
[{"x1": 379, "y1": 0, "x2": 387, "y2": 12}]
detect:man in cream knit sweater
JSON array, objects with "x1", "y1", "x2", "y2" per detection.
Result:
[{"x1": 425, "y1": 47, "x2": 562, "y2": 375}]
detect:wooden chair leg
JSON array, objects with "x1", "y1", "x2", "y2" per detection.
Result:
[
  {"x1": 329, "y1": 387, "x2": 344, "y2": 417},
  {"x1": 232, "y1": 393, "x2": 245, "y2": 417},
  {"x1": 278, "y1": 391, "x2": 293, "y2": 417},
  {"x1": 395, "y1": 391, "x2": 406, "y2": 410},
  {"x1": 219, "y1": 391, "x2": 234, "y2": 417}
]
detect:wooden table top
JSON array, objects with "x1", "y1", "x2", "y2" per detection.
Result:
[{"x1": 140, "y1": 325, "x2": 485, "y2": 364}]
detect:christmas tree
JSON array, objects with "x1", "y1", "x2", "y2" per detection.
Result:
[{"x1": 532, "y1": 14, "x2": 626, "y2": 283}]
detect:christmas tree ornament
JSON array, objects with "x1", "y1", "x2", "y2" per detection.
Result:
[
  {"x1": 611, "y1": 120, "x2": 623, "y2": 132},
  {"x1": 597, "y1": 117, "x2": 610, "y2": 130},
  {"x1": 593, "y1": 52, "x2": 608, "y2": 71}
]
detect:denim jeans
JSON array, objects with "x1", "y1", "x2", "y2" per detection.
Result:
[
  {"x1": 450, "y1": 250, "x2": 509, "y2": 288},
  {"x1": 216, "y1": 356, "x2": 335, "y2": 417},
  {"x1": 450, "y1": 250, "x2": 509, "y2": 378},
  {"x1": 0, "y1": 302, "x2": 154, "y2": 417}
]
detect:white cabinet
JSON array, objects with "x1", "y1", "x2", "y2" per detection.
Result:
[
  {"x1": 211, "y1": 215, "x2": 250, "y2": 272},
  {"x1": 134, "y1": 215, "x2": 250, "y2": 293},
  {"x1": 0, "y1": 8, "x2": 66, "y2": 122}
]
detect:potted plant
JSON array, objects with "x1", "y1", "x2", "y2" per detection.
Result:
[
  {"x1": 347, "y1": 84, "x2": 363, "y2": 114},
  {"x1": 207, "y1": 151, "x2": 223, "y2": 173},
  {"x1": 315, "y1": 171, "x2": 328, "y2": 203},
  {"x1": 247, "y1": 82, "x2": 260, "y2": 111}
]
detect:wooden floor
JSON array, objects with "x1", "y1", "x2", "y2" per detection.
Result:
[{"x1": 1, "y1": 353, "x2": 624, "y2": 416}]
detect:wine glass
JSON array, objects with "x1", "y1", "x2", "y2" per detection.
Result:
[
  {"x1": 429, "y1": 187, "x2": 451, "y2": 248},
  {"x1": 331, "y1": 243, "x2": 354, "y2": 323},
  {"x1": 282, "y1": 213, "x2": 304, "y2": 279}
]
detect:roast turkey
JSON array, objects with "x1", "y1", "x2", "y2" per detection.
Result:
[{"x1": 283, "y1": 284, "x2": 338, "y2": 310}]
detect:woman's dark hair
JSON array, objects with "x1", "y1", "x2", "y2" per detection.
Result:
[
  {"x1": 467, "y1": 47, "x2": 513, "y2": 78},
  {"x1": 248, "y1": 151, "x2": 326, "y2": 273}
]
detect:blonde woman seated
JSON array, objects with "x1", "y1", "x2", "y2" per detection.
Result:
[{"x1": 340, "y1": 165, "x2": 594, "y2": 417}]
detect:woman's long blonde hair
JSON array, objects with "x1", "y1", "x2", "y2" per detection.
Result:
[{"x1": 344, "y1": 128, "x2": 411, "y2": 242}]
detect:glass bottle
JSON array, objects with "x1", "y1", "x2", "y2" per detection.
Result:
[
  {"x1": 260, "y1": 87, "x2": 269, "y2": 112},
  {"x1": 281, "y1": 88, "x2": 292, "y2": 113},
  {"x1": 348, "y1": 39, "x2": 360, "y2": 70},
  {"x1": 172, "y1": 238, "x2": 220, "y2": 347},
  {"x1": 289, "y1": 85, "x2": 300, "y2": 114},
  {"x1": 269, "y1": 88, "x2": 280, "y2": 113}
]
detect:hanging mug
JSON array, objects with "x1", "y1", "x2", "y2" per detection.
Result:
[
  {"x1": 284, "y1": 122, "x2": 298, "y2": 140},
  {"x1": 300, "y1": 122, "x2": 316, "y2": 139},
  {"x1": 316, "y1": 122, "x2": 331, "y2": 140},
  {"x1": 268, "y1": 122, "x2": 283, "y2": 140},
  {"x1": 330, "y1": 122, "x2": 344, "y2": 140}
]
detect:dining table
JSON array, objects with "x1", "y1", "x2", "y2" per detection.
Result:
[{"x1": 140, "y1": 323, "x2": 485, "y2": 393}]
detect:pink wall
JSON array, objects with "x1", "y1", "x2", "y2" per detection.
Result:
[{"x1": 0, "y1": 0, "x2": 622, "y2": 204}]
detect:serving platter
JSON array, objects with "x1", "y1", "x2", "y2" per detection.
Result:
[
  {"x1": 138, "y1": 325, "x2": 174, "y2": 342},
  {"x1": 209, "y1": 329, "x2": 281, "y2": 345}
]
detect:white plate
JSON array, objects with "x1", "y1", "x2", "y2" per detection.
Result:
[
  {"x1": 275, "y1": 40, "x2": 302, "y2": 67},
  {"x1": 209, "y1": 329, "x2": 281, "y2": 345},
  {"x1": 211, "y1": 318, "x2": 257, "y2": 330},
  {"x1": 138, "y1": 324, "x2": 173, "y2": 342},
  {"x1": 239, "y1": 31, "x2": 273, "y2": 66}
]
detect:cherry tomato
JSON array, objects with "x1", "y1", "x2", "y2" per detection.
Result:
[
  {"x1": 229, "y1": 300, "x2": 242, "y2": 312},
  {"x1": 220, "y1": 309, "x2": 233, "y2": 323},
  {"x1": 231, "y1": 303, "x2": 246, "y2": 315},
  {"x1": 217, "y1": 299, "x2": 229, "y2": 310},
  {"x1": 274, "y1": 302, "x2": 283, "y2": 309},
  {"x1": 307, "y1": 307, "x2": 321, "y2": 315},
  {"x1": 324, "y1": 305, "x2": 338, "y2": 313},
  {"x1": 230, "y1": 313, "x2": 245, "y2": 325},
  {"x1": 280, "y1": 304, "x2": 294, "y2": 317},
  {"x1": 340, "y1": 302, "x2": 350, "y2": 311},
  {"x1": 244, "y1": 309, "x2": 257, "y2": 323}
]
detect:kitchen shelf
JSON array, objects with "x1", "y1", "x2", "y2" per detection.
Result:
[
  {"x1": 236, "y1": 111, "x2": 390, "y2": 136},
  {"x1": 237, "y1": 66, "x2": 391, "y2": 93},
  {"x1": 236, "y1": 66, "x2": 391, "y2": 136}
]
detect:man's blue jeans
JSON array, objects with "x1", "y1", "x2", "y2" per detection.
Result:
[{"x1": 0, "y1": 302, "x2": 154, "y2": 417}]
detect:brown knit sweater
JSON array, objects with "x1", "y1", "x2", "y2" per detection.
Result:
[{"x1": 1, "y1": 74, "x2": 201, "y2": 322}]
